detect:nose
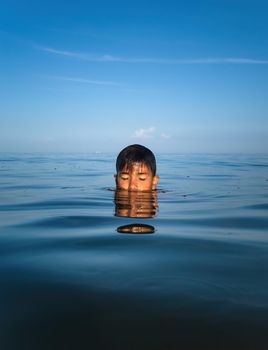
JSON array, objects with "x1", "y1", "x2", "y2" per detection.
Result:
[{"x1": 129, "y1": 178, "x2": 138, "y2": 191}]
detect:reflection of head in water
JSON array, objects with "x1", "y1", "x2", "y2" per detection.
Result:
[
  {"x1": 115, "y1": 144, "x2": 159, "y2": 192},
  {"x1": 114, "y1": 189, "x2": 158, "y2": 218},
  {"x1": 117, "y1": 223, "x2": 155, "y2": 234}
]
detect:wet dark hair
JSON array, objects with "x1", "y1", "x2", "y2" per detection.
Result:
[{"x1": 116, "y1": 144, "x2": 156, "y2": 176}]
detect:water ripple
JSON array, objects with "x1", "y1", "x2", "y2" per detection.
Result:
[
  {"x1": 17, "y1": 215, "x2": 116, "y2": 228},
  {"x1": 161, "y1": 216, "x2": 268, "y2": 230},
  {"x1": 0, "y1": 199, "x2": 110, "y2": 211}
]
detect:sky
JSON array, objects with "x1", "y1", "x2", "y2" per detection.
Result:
[{"x1": 0, "y1": 0, "x2": 268, "y2": 153}]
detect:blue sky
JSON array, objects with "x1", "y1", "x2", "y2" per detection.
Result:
[{"x1": 1, "y1": 0, "x2": 267, "y2": 153}]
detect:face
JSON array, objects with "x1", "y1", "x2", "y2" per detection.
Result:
[{"x1": 115, "y1": 162, "x2": 159, "y2": 192}]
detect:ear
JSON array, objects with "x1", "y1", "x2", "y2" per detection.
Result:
[{"x1": 152, "y1": 175, "x2": 159, "y2": 190}]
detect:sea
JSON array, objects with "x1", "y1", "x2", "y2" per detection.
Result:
[{"x1": 0, "y1": 153, "x2": 268, "y2": 350}]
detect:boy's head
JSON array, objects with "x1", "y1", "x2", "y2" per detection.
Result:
[{"x1": 115, "y1": 144, "x2": 159, "y2": 191}]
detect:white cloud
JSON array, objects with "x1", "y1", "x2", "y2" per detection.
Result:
[
  {"x1": 160, "y1": 133, "x2": 170, "y2": 139},
  {"x1": 131, "y1": 128, "x2": 171, "y2": 140},
  {"x1": 132, "y1": 127, "x2": 156, "y2": 139},
  {"x1": 35, "y1": 45, "x2": 268, "y2": 64}
]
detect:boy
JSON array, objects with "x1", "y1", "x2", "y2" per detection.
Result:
[{"x1": 115, "y1": 144, "x2": 159, "y2": 191}]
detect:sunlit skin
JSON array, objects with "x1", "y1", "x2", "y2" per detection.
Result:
[{"x1": 115, "y1": 162, "x2": 159, "y2": 192}]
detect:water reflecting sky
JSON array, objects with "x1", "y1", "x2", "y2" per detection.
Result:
[{"x1": 0, "y1": 153, "x2": 268, "y2": 349}]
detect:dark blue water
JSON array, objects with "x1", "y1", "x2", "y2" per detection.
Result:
[{"x1": 0, "y1": 153, "x2": 268, "y2": 350}]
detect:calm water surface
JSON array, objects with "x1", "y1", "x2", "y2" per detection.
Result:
[{"x1": 0, "y1": 153, "x2": 268, "y2": 349}]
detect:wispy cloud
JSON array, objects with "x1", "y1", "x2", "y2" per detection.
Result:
[
  {"x1": 37, "y1": 73, "x2": 123, "y2": 87},
  {"x1": 35, "y1": 46, "x2": 85, "y2": 59},
  {"x1": 35, "y1": 45, "x2": 268, "y2": 64},
  {"x1": 48, "y1": 75, "x2": 123, "y2": 86},
  {"x1": 132, "y1": 127, "x2": 156, "y2": 139},
  {"x1": 35, "y1": 45, "x2": 126, "y2": 62}
]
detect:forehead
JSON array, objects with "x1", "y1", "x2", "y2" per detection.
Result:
[{"x1": 120, "y1": 162, "x2": 152, "y2": 174}]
